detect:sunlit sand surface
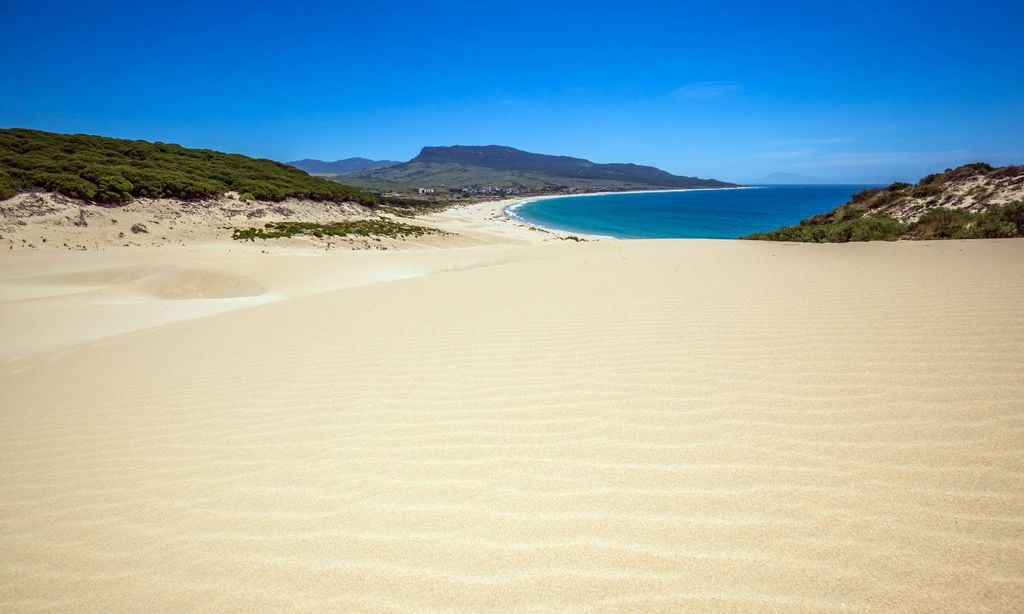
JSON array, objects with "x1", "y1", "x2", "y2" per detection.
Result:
[{"x1": 2, "y1": 238, "x2": 1022, "y2": 611}]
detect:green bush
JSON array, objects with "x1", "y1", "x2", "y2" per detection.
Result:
[
  {"x1": 0, "y1": 128, "x2": 380, "y2": 206},
  {"x1": 908, "y1": 203, "x2": 1024, "y2": 239},
  {"x1": 831, "y1": 204, "x2": 866, "y2": 222},
  {"x1": 95, "y1": 174, "x2": 134, "y2": 202},
  {"x1": 232, "y1": 219, "x2": 441, "y2": 241},
  {"x1": 910, "y1": 184, "x2": 943, "y2": 199},
  {"x1": 847, "y1": 216, "x2": 906, "y2": 241},
  {"x1": 991, "y1": 165, "x2": 1024, "y2": 179},
  {"x1": 0, "y1": 171, "x2": 18, "y2": 200},
  {"x1": 745, "y1": 215, "x2": 906, "y2": 243},
  {"x1": 44, "y1": 173, "x2": 98, "y2": 200},
  {"x1": 974, "y1": 220, "x2": 1017, "y2": 238},
  {"x1": 910, "y1": 208, "x2": 973, "y2": 238}
]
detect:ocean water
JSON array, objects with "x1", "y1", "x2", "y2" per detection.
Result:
[{"x1": 510, "y1": 185, "x2": 879, "y2": 239}]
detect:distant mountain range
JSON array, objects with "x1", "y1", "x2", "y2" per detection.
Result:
[
  {"x1": 311, "y1": 145, "x2": 736, "y2": 193},
  {"x1": 287, "y1": 157, "x2": 400, "y2": 175}
]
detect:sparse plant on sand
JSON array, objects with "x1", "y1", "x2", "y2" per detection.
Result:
[{"x1": 232, "y1": 220, "x2": 441, "y2": 241}]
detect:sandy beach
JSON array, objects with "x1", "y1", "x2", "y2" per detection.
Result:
[{"x1": 1, "y1": 202, "x2": 1023, "y2": 611}]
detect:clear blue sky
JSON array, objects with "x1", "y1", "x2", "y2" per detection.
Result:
[{"x1": 2, "y1": 0, "x2": 1022, "y2": 183}]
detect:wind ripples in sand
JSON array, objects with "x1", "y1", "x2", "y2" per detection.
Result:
[{"x1": 1, "y1": 240, "x2": 1023, "y2": 611}]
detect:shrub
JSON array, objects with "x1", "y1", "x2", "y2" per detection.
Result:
[
  {"x1": 0, "y1": 172, "x2": 18, "y2": 200},
  {"x1": 44, "y1": 173, "x2": 98, "y2": 200},
  {"x1": 0, "y1": 128, "x2": 381, "y2": 207},
  {"x1": 744, "y1": 215, "x2": 906, "y2": 243},
  {"x1": 831, "y1": 204, "x2": 866, "y2": 222},
  {"x1": 974, "y1": 220, "x2": 1017, "y2": 238},
  {"x1": 95, "y1": 174, "x2": 134, "y2": 202},
  {"x1": 997, "y1": 201, "x2": 1024, "y2": 233},
  {"x1": 231, "y1": 219, "x2": 440, "y2": 241},
  {"x1": 851, "y1": 188, "x2": 882, "y2": 203},
  {"x1": 870, "y1": 190, "x2": 904, "y2": 209},
  {"x1": 847, "y1": 216, "x2": 906, "y2": 241},
  {"x1": 910, "y1": 184, "x2": 943, "y2": 198},
  {"x1": 991, "y1": 165, "x2": 1024, "y2": 179},
  {"x1": 909, "y1": 208, "x2": 974, "y2": 238},
  {"x1": 907, "y1": 204, "x2": 1024, "y2": 239}
]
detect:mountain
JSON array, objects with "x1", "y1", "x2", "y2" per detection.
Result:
[
  {"x1": 744, "y1": 163, "x2": 1024, "y2": 242},
  {"x1": 0, "y1": 128, "x2": 379, "y2": 206},
  {"x1": 287, "y1": 157, "x2": 400, "y2": 175},
  {"x1": 342, "y1": 145, "x2": 736, "y2": 193}
]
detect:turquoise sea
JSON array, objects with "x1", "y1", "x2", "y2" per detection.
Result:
[{"x1": 510, "y1": 185, "x2": 879, "y2": 239}]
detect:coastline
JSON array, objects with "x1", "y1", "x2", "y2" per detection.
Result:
[
  {"x1": 5, "y1": 0, "x2": 1022, "y2": 608},
  {"x1": 416, "y1": 196, "x2": 615, "y2": 243},
  {"x1": 0, "y1": 191, "x2": 608, "y2": 254},
  {"x1": 0, "y1": 185, "x2": 755, "y2": 252},
  {"x1": 505, "y1": 185, "x2": 759, "y2": 222},
  {"x1": 502, "y1": 185, "x2": 767, "y2": 239}
]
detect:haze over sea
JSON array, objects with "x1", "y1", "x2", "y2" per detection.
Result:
[{"x1": 512, "y1": 185, "x2": 878, "y2": 239}]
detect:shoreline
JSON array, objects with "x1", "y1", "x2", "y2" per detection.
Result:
[
  {"x1": 502, "y1": 185, "x2": 761, "y2": 239},
  {"x1": 505, "y1": 185, "x2": 759, "y2": 217},
  {"x1": 0, "y1": 185, "x2": 756, "y2": 252},
  {"x1": 416, "y1": 196, "x2": 615, "y2": 243},
  {"x1": 0, "y1": 191, "x2": 617, "y2": 253}
]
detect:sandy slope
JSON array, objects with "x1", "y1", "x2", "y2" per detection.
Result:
[
  {"x1": 1, "y1": 235, "x2": 1023, "y2": 611},
  {"x1": 0, "y1": 193, "x2": 587, "y2": 252}
]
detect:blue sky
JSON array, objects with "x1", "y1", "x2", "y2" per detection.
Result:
[{"x1": 2, "y1": 0, "x2": 1022, "y2": 183}]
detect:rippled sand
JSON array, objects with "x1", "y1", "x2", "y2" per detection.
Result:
[{"x1": 2, "y1": 239, "x2": 1023, "y2": 611}]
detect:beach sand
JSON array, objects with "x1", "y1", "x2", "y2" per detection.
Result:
[{"x1": 1, "y1": 203, "x2": 1023, "y2": 611}]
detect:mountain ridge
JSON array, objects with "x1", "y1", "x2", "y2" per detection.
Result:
[{"x1": 340, "y1": 145, "x2": 736, "y2": 193}]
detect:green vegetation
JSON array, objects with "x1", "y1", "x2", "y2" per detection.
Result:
[
  {"x1": 0, "y1": 128, "x2": 379, "y2": 206},
  {"x1": 232, "y1": 219, "x2": 441, "y2": 241},
  {"x1": 745, "y1": 202, "x2": 1024, "y2": 242},
  {"x1": 744, "y1": 163, "x2": 1024, "y2": 242},
  {"x1": 744, "y1": 215, "x2": 907, "y2": 242},
  {"x1": 910, "y1": 184, "x2": 943, "y2": 199},
  {"x1": 906, "y1": 202, "x2": 1024, "y2": 239},
  {"x1": 378, "y1": 201, "x2": 451, "y2": 218}
]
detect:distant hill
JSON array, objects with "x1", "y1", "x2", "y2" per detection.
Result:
[
  {"x1": 287, "y1": 157, "x2": 400, "y2": 175},
  {"x1": 0, "y1": 128, "x2": 379, "y2": 206},
  {"x1": 341, "y1": 145, "x2": 736, "y2": 193},
  {"x1": 744, "y1": 163, "x2": 1024, "y2": 242}
]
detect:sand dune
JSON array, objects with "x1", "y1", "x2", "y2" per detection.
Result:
[{"x1": 1, "y1": 237, "x2": 1023, "y2": 611}]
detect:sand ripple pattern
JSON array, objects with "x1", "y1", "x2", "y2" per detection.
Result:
[{"x1": 2, "y1": 240, "x2": 1023, "y2": 611}]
